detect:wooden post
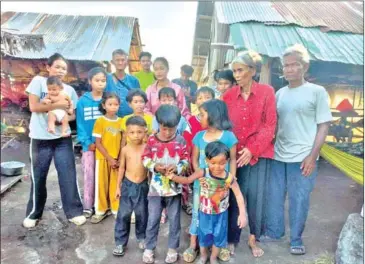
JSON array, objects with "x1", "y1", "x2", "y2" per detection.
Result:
[{"x1": 259, "y1": 58, "x2": 272, "y2": 85}]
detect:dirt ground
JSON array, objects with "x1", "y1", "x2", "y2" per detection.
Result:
[{"x1": 1, "y1": 140, "x2": 363, "y2": 264}]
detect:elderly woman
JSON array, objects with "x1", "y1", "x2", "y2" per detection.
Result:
[
  {"x1": 23, "y1": 53, "x2": 86, "y2": 228},
  {"x1": 263, "y1": 44, "x2": 332, "y2": 255},
  {"x1": 222, "y1": 50, "x2": 277, "y2": 258}
]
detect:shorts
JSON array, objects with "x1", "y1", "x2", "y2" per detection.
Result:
[
  {"x1": 49, "y1": 109, "x2": 66, "y2": 122},
  {"x1": 198, "y1": 210, "x2": 228, "y2": 248}
]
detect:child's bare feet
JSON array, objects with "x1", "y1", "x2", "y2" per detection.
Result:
[
  {"x1": 248, "y1": 235, "x2": 264, "y2": 258},
  {"x1": 61, "y1": 131, "x2": 70, "y2": 137},
  {"x1": 47, "y1": 126, "x2": 56, "y2": 134}
]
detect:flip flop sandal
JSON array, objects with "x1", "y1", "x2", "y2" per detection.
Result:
[
  {"x1": 90, "y1": 212, "x2": 109, "y2": 224},
  {"x1": 183, "y1": 247, "x2": 199, "y2": 263},
  {"x1": 113, "y1": 245, "x2": 125, "y2": 256},
  {"x1": 196, "y1": 257, "x2": 209, "y2": 264},
  {"x1": 143, "y1": 251, "x2": 155, "y2": 264},
  {"x1": 290, "y1": 245, "x2": 306, "y2": 255},
  {"x1": 218, "y1": 248, "x2": 230, "y2": 262},
  {"x1": 165, "y1": 252, "x2": 178, "y2": 264}
]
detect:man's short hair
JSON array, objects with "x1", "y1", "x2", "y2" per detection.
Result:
[
  {"x1": 112, "y1": 49, "x2": 128, "y2": 58},
  {"x1": 139, "y1": 51, "x2": 152, "y2": 60},
  {"x1": 181, "y1": 65, "x2": 194, "y2": 77}
]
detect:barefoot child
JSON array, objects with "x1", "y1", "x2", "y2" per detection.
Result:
[
  {"x1": 182, "y1": 99, "x2": 238, "y2": 263},
  {"x1": 167, "y1": 141, "x2": 247, "y2": 264},
  {"x1": 142, "y1": 104, "x2": 189, "y2": 264},
  {"x1": 76, "y1": 67, "x2": 107, "y2": 218},
  {"x1": 113, "y1": 116, "x2": 149, "y2": 256},
  {"x1": 43, "y1": 76, "x2": 73, "y2": 136},
  {"x1": 91, "y1": 93, "x2": 123, "y2": 223}
]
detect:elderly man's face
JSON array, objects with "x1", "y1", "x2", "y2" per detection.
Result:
[
  {"x1": 283, "y1": 54, "x2": 308, "y2": 82},
  {"x1": 112, "y1": 54, "x2": 128, "y2": 71}
]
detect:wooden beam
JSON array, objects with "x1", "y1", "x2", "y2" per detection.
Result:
[{"x1": 198, "y1": 15, "x2": 212, "y2": 21}]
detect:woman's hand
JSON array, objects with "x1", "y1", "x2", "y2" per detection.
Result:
[
  {"x1": 237, "y1": 148, "x2": 252, "y2": 167},
  {"x1": 237, "y1": 213, "x2": 248, "y2": 229}
]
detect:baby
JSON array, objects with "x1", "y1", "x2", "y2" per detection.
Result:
[{"x1": 43, "y1": 76, "x2": 73, "y2": 137}]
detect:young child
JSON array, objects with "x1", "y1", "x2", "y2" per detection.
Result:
[
  {"x1": 152, "y1": 87, "x2": 187, "y2": 135},
  {"x1": 42, "y1": 76, "x2": 73, "y2": 136},
  {"x1": 183, "y1": 99, "x2": 238, "y2": 263},
  {"x1": 181, "y1": 86, "x2": 215, "y2": 216},
  {"x1": 113, "y1": 116, "x2": 149, "y2": 256},
  {"x1": 121, "y1": 89, "x2": 154, "y2": 146},
  {"x1": 167, "y1": 141, "x2": 247, "y2": 264},
  {"x1": 216, "y1": 69, "x2": 235, "y2": 100},
  {"x1": 76, "y1": 67, "x2": 107, "y2": 218},
  {"x1": 91, "y1": 93, "x2": 123, "y2": 223},
  {"x1": 183, "y1": 86, "x2": 215, "y2": 152},
  {"x1": 141, "y1": 104, "x2": 189, "y2": 264}
]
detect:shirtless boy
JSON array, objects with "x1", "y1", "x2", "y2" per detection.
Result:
[
  {"x1": 113, "y1": 116, "x2": 149, "y2": 257},
  {"x1": 43, "y1": 76, "x2": 73, "y2": 136}
]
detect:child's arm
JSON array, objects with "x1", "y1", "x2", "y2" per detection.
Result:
[
  {"x1": 229, "y1": 144, "x2": 237, "y2": 179},
  {"x1": 167, "y1": 169, "x2": 204, "y2": 184},
  {"x1": 231, "y1": 180, "x2": 248, "y2": 228},
  {"x1": 141, "y1": 138, "x2": 165, "y2": 174},
  {"x1": 191, "y1": 145, "x2": 200, "y2": 172},
  {"x1": 95, "y1": 138, "x2": 118, "y2": 168},
  {"x1": 42, "y1": 94, "x2": 52, "y2": 105},
  {"x1": 115, "y1": 148, "x2": 126, "y2": 199}
]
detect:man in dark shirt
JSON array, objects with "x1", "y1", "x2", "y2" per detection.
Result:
[{"x1": 172, "y1": 65, "x2": 198, "y2": 111}]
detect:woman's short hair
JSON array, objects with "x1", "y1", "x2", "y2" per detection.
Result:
[
  {"x1": 283, "y1": 44, "x2": 310, "y2": 65},
  {"x1": 231, "y1": 50, "x2": 262, "y2": 72}
]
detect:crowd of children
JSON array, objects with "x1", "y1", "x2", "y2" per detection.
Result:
[{"x1": 75, "y1": 61, "x2": 244, "y2": 264}]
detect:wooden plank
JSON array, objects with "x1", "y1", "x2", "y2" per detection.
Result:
[{"x1": 1, "y1": 175, "x2": 23, "y2": 194}]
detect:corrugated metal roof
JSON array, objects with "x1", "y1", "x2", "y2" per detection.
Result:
[
  {"x1": 215, "y1": 2, "x2": 363, "y2": 34},
  {"x1": 1, "y1": 12, "x2": 137, "y2": 61},
  {"x1": 272, "y1": 2, "x2": 363, "y2": 34},
  {"x1": 229, "y1": 22, "x2": 364, "y2": 65},
  {"x1": 215, "y1": 2, "x2": 286, "y2": 25}
]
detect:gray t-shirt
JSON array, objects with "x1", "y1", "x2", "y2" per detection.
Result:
[
  {"x1": 26, "y1": 76, "x2": 78, "y2": 140},
  {"x1": 274, "y1": 82, "x2": 332, "y2": 162}
]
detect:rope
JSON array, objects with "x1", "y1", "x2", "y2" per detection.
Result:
[{"x1": 320, "y1": 143, "x2": 364, "y2": 185}]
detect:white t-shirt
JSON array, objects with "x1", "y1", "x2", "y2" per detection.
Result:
[
  {"x1": 26, "y1": 76, "x2": 78, "y2": 139},
  {"x1": 274, "y1": 82, "x2": 333, "y2": 162}
]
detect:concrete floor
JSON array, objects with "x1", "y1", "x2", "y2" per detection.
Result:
[{"x1": 1, "y1": 141, "x2": 363, "y2": 264}]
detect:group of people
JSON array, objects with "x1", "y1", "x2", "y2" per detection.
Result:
[{"x1": 22, "y1": 43, "x2": 332, "y2": 264}]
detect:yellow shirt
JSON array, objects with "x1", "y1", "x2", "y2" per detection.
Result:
[
  {"x1": 121, "y1": 113, "x2": 154, "y2": 142},
  {"x1": 92, "y1": 116, "x2": 123, "y2": 160}
]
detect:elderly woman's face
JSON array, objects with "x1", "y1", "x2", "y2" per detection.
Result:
[
  {"x1": 283, "y1": 54, "x2": 307, "y2": 82},
  {"x1": 46, "y1": 59, "x2": 68, "y2": 80},
  {"x1": 232, "y1": 63, "x2": 255, "y2": 87}
]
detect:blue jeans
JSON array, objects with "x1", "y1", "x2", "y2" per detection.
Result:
[
  {"x1": 145, "y1": 195, "x2": 181, "y2": 250},
  {"x1": 264, "y1": 160, "x2": 318, "y2": 246},
  {"x1": 26, "y1": 137, "x2": 83, "y2": 219}
]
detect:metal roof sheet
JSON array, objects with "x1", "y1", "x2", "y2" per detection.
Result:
[
  {"x1": 229, "y1": 22, "x2": 364, "y2": 65},
  {"x1": 215, "y1": 2, "x2": 364, "y2": 34},
  {"x1": 215, "y1": 2, "x2": 286, "y2": 25},
  {"x1": 272, "y1": 2, "x2": 364, "y2": 34},
  {"x1": 1, "y1": 12, "x2": 137, "y2": 61}
]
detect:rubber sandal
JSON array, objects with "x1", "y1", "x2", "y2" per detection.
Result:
[
  {"x1": 218, "y1": 248, "x2": 230, "y2": 262},
  {"x1": 290, "y1": 245, "x2": 306, "y2": 255},
  {"x1": 165, "y1": 251, "x2": 178, "y2": 264},
  {"x1": 183, "y1": 247, "x2": 198, "y2": 263},
  {"x1": 143, "y1": 250, "x2": 155, "y2": 264},
  {"x1": 113, "y1": 245, "x2": 125, "y2": 256},
  {"x1": 90, "y1": 212, "x2": 109, "y2": 224}
]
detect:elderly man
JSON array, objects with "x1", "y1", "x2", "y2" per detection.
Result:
[
  {"x1": 105, "y1": 49, "x2": 140, "y2": 117},
  {"x1": 262, "y1": 44, "x2": 332, "y2": 255}
]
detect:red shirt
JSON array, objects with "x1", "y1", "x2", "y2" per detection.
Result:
[
  {"x1": 183, "y1": 115, "x2": 203, "y2": 154},
  {"x1": 223, "y1": 81, "x2": 277, "y2": 165}
]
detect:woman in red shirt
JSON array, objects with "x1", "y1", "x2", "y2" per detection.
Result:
[{"x1": 223, "y1": 50, "x2": 277, "y2": 258}]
